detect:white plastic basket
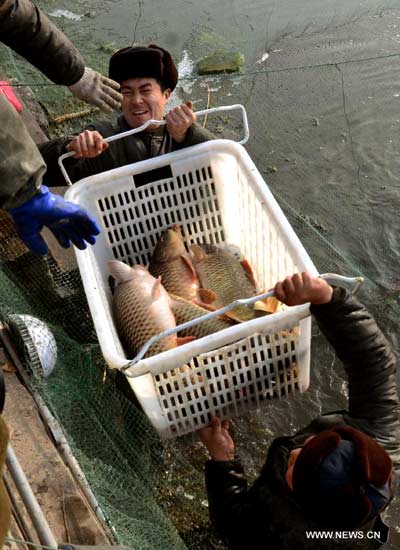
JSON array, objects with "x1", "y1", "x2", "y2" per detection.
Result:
[{"x1": 64, "y1": 135, "x2": 318, "y2": 438}]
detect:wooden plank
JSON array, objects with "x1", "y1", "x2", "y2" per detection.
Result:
[{"x1": 2, "y1": 370, "x2": 110, "y2": 546}]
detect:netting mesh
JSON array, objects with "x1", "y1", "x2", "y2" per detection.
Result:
[{"x1": 1, "y1": 1, "x2": 400, "y2": 548}]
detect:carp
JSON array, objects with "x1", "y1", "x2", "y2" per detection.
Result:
[
  {"x1": 108, "y1": 260, "x2": 193, "y2": 358},
  {"x1": 190, "y1": 243, "x2": 267, "y2": 322},
  {"x1": 149, "y1": 225, "x2": 201, "y2": 302},
  {"x1": 170, "y1": 293, "x2": 236, "y2": 339}
]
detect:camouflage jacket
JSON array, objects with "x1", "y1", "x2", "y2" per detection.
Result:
[
  {"x1": 205, "y1": 288, "x2": 400, "y2": 550},
  {"x1": 39, "y1": 116, "x2": 216, "y2": 186}
]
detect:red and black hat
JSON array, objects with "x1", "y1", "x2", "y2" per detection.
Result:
[
  {"x1": 109, "y1": 44, "x2": 178, "y2": 90},
  {"x1": 292, "y1": 426, "x2": 392, "y2": 529}
]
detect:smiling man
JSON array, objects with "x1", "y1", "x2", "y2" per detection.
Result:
[{"x1": 40, "y1": 45, "x2": 215, "y2": 185}]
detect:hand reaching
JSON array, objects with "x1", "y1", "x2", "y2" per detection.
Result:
[
  {"x1": 198, "y1": 416, "x2": 235, "y2": 461},
  {"x1": 9, "y1": 186, "x2": 100, "y2": 255},
  {"x1": 68, "y1": 67, "x2": 122, "y2": 113}
]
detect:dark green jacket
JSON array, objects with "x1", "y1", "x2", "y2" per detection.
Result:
[
  {"x1": 0, "y1": 0, "x2": 85, "y2": 209},
  {"x1": 205, "y1": 288, "x2": 400, "y2": 549},
  {"x1": 39, "y1": 116, "x2": 216, "y2": 186}
]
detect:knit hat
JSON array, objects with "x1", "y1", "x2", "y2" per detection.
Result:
[
  {"x1": 109, "y1": 44, "x2": 178, "y2": 90},
  {"x1": 292, "y1": 426, "x2": 392, "y2": 529}
]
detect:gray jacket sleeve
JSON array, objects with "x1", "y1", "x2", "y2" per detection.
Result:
[
  {"x1": 310, "y1": 288, "x2": 400, "y2": 472},
  {"x1": 0, "y1": 0, "x2": 85, "y2": 85},
  {"x1": 0, "y1": 95, "x2": 44, "y2": 209}
]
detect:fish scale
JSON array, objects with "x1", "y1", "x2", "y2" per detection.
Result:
[
  {"x1": 170, "y1": 294, "x2": 234, "y2": 339},
  {"x1": 190, "y1": 243, "x2": 258, "y2": 321},
  {"x1": 149, "y1": 257, "x2": 199, "y2": 301},
  {"x1": 108, "y1": 261, "x2": 177, "y2": 358},
  {"x1": 149, "y1": 225, "x2": 201, "y2": 301},
  {"x1": 113, "y1": 281, "x2": 176, "y2": 357}
]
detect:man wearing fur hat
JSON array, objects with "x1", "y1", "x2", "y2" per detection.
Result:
[
  {"x1": 40, "y1": 45, "x2": 215, "y2": 185},
  {"x1": 199, "y1": 273, "x2": 400, "y2": 549}
]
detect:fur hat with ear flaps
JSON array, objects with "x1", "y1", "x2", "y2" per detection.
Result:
[
  {"x1": 109, "y1": 44, "x2": 178, "y2": 91},
  {"x1": 292, "y1": 426, "x2": 392, "y2": 529}
]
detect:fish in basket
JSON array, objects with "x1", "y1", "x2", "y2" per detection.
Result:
[{"x1": 63, "y1": 106, "x2": 319, "y2": 438}]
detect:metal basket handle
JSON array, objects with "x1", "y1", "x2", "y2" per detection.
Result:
[
  {"x1": 121, "y1": 273, "x2": 364, "y2": 378},
  {"x1": 58, "y1": 104, "x2": 249, "y2": 186}
]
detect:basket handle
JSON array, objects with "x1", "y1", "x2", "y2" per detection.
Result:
[
  {"x1": 57, "y1": 104, "x2": 249, "y2": 186},
  {"x1": 121, "y1": 273, "x2": 364, "y2": 378}
]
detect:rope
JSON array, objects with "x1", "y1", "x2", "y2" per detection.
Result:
[
  {"x1": 4, "y1": 537, "x2": 57, "y2": 550},
  {"x1": 131, "y1": 0, "x2": 143, "y2": 46},
  {"x1": 202, "y1": 87, "x2": 211, "y2": 128},
  {"x1": 335, "y1": 63, "x2": 362, "y2": 188},
  {"x1": 7, "y1": 50, "x2": 400, "y2": 89}
]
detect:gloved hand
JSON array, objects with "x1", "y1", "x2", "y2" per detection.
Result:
[
  {"x1": 68, "y1": 67, "x2": 122, "y2": 113},
  {"x1": 9, "y1": 186, "x2": 101, "y2": 255}
]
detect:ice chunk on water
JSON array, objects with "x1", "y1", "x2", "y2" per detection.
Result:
[{"x1": 49, "y1": 9, "x2": 82, "y2": 21}]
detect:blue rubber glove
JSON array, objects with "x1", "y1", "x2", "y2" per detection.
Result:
[{"x1": 9, "y1": 186, "x2": 101, "y2": 255}]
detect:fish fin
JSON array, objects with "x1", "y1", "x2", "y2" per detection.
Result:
[
  {"x1": 177, "y1": 336, "x2": 196, "y2": 345},
  {"x1": 151, "y1": 276, "x2": 163, "y2": 300},
  {"x1": 254, "y1": 296, "x2": 281, "y2": 314},
  {"x1": 199, "y1": 288, "x2": 216, "y2": 304},
  {"x1": 240, "y1": 259, "x2": 258, "y2": 288},
  {"x1": 220, "y1": 314, "x2": 240, "y2": 325},
  {"x1": 191, "y1": 301, "x2": 238, "y2": 328},
  {"x1": 223, "y1": 311, "x2": 243, "y2": 323},
  {"x1": 190, "y1": 243, "x2": 207, "y2": 262},
  {"x1": 180, "y1": 254, "x2": 198, "y2": 280},
  {"x1": 107, "y1": 260, "x2": 134, "y2": 283},
  {"x1": 193, "y1": 300, "x2": 217, "y2": 311}
]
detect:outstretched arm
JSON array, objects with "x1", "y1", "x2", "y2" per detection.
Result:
[
  {"x1": 198, "y1": 417, "x2": 249, "y2": 538},
  {"x1": 0, "y1": 0, "x2": 121, "y2": 111},
  {"x1": 0, "y1": 0, "x2": 84, "y2": 85},
  {"x1": 275, "y1": 273, "x2": 400, "y2": 469}
]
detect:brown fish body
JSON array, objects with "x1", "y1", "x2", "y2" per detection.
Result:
[
  {"x1": 109, "y1": 261, "x2": 177, "y2": 358},
  {"x1": 190, "y1": 243, "x2": 258, "y2": 322},
  {"x1": 170, "y1": 294, "x2": 235, "y2": 339},
  {"x1": 149, "y1": 226, "x2": 201, "y2": 302}
]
